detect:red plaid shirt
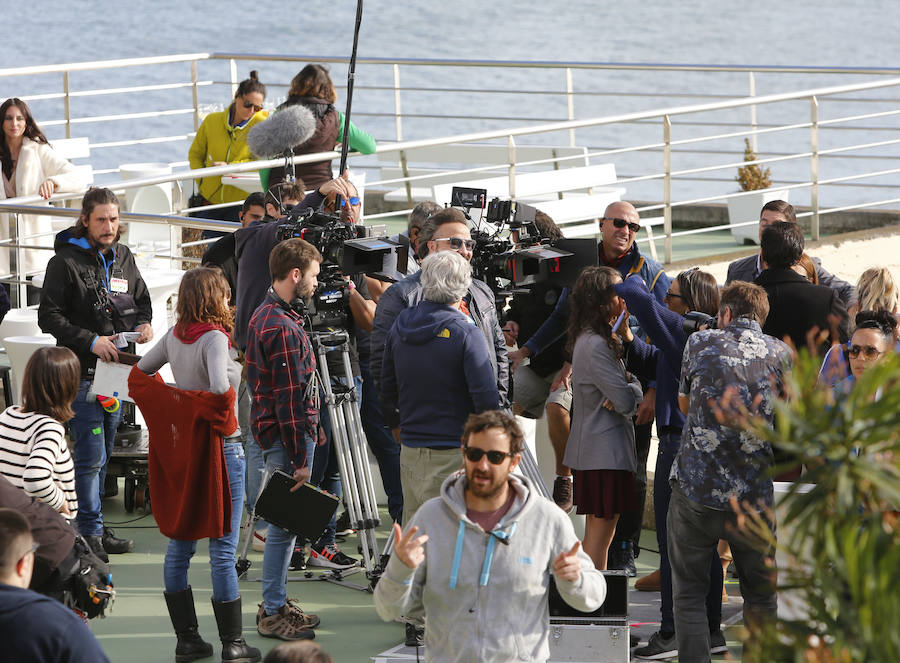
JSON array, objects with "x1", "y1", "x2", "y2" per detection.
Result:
[{"x1": 246, "y1": 292, "x2": 318, "y2": 469}]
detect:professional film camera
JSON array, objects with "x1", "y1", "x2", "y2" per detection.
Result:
[
  {"x1": 449, "y1": 187, "x2": 597, "y2": 308},
  {"x1": 276, "y1": 207, "x2": 401, "y2": 330}
]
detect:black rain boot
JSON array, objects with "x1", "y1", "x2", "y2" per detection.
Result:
[
  {"x1": 164, "y1": 587, "x2": 214, "y2": 662},
  {"x1": 620, "y1": 541, "x2": 637, "y2": 577},
  {"x1": 211, "y1": 597, "x2": 261, "y2": 663}
]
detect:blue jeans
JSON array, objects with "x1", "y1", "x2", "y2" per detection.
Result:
[
  {"x1": 244, "y1": 427, "x2": 268, "y2": 529},
  {"x1": 164, "y1": 442, "x2": 245, "y2": 602},
  {"x1": 359, "y1": 358, "x2": 402, "y2": 523},
  {"x1": 655, "y1": 432, "x2": 723, "y2": 635},
  {"x1": 261, "y1": 438, "x2": 315, "y2": 615},
  {"x1": 70, "y1": 379, "x2": 124, "y2": 537},
  {"x1": 313, "y1": 374, "x2": 363, "y2": 547}
]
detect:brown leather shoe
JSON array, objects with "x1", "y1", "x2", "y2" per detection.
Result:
[{"x1": 634, "y1": 568, "x2": 661, "y2": 592}]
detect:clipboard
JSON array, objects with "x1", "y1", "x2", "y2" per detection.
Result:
[
  {"x1": 91, "y1": 352, "x2": 141, "y2": 402},
  {"x1": 254, "y1": 470, "x2": 340, "y2": 540}
]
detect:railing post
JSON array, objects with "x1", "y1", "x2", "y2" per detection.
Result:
[
  {"x1": 393, "y1": 64, "x2": 413, "y2": 204},
  {"x1": 62, "y1": 71, "x2": 72, "y2": 139},
  {"x1": 810, "y1": 96, "x2": 820, "y2": 241},
  {"x1": 663, "y1": 115, "x2": 672, "y2": 264},
  {"x1": 565, "y1": 67, "x2": 576, "y2": 147},
  {"x1": 191, "y1": 60, "x2": 200, "y2": 131},
  {"x1": 749, "y1": 71, "x2": 758, "y2": 153},
  {"x1": 508, "y1": 135, "x2": 517, "y2": 200},
  {"x1": 229, "y1": 59, "x2": 238, "y2": 98}
]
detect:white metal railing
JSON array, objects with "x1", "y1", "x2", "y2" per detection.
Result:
[{"x1": 4, "y1": 54, "x2": 900, "y2": 297}]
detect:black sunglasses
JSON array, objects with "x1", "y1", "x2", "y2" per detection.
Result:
[
  {"x1": 463, "y1": 446, "x2": 515, "y2": 465},
  {"x1": 242, "y1": 100, "x2": 263, "y2": 112},
  {"x1": 602, "y1": 217, "x2": 641, "y2": 233},
  {"x1": 664, "y1": 291, "x2": 685, "y2": 302}
]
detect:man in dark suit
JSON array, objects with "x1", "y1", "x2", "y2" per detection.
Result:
[
  {"x1": 755, "y1": 221, "x2": 850, "y2": 352},
  {"x1": 726, "y1": 200, "x2": 856, "y2": 308}
]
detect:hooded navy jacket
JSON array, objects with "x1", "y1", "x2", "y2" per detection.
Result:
[{"x1": 381, "y1": 301, "x2": 500, "y2": 447}]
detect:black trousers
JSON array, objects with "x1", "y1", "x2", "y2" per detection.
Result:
[{"x1": 611, "y1": 419, "x2": 652, "y2": 552}]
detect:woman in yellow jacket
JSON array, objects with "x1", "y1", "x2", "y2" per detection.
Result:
[{"x1": 189, "y1": 71, "x2": 268, "y2": 222}]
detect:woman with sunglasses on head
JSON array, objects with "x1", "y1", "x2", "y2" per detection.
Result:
[
  {"x1": 188, "y1": 71, "x2": 268, "y2": 223},
  {"x1": 563, "y1": 266, "x2": 643, "y2": 571},
  {"x1": 134, "y1": 267, "x2": 260, "y2": 663},
  {"x1": 613, "y1": 267, "x2": 731, "y2": 659},
  {"x1": 1, "y1": 97, "x2": 86, "y2": 277},
  {"x1": 266, "y1": 64, "x2": 375, "y2": 191}
]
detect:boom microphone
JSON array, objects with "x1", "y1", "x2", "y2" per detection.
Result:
[{"x1": 247, "y1": 104, "x2": 317, "y2": 158}]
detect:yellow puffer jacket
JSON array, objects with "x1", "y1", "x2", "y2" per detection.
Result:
[{"x1": 188, "y1": 105, "x2": 269, "y2": 204}]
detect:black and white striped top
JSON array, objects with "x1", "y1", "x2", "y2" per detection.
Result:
[{"x1": 0, "y1": 406, "x2": 77, "y2": 519}]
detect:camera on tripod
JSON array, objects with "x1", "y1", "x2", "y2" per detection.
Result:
[
  {"x1": 276, "y1": 206, "x2": 402, "y2": 330},
  {"x1": 449, "y1": 187, "x2": 598, "y2": 304}
]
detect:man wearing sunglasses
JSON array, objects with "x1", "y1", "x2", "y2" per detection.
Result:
[
  {"x1": 374, "y1": 411, "x2": 605, "y2": 662},
  {"x1": 507, "y1": 201, "x2": 668, "y2": 576},
  {"x1": 371, "y1": 207, "x2": 509, "y2": 409},
  {"x1": 725, "y1": 200, "x2": 856, "y2": 309},
  {"x1": 0, "y1": 508, "x2": 111, "y2": 662}
]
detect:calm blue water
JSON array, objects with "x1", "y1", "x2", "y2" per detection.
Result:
[{"x1": 2, "y1": 0, "x2": 898, "y2": 206}]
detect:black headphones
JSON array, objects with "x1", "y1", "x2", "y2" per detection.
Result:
[{"x1": 268, "y1": 286, "x2": 307, "y2": 316}]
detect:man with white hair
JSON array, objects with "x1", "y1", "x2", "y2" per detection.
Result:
[{"x1": 381, "y1": 250, "x2": 502, "y2": 526}]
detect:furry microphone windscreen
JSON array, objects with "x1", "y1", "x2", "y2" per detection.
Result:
[{"x1": 247, "y1": 104, "x2": 317, "y2": 158}]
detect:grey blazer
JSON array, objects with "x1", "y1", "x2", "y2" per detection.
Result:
[
  {"x1": 564, "y1": 331, "x2": 643, "y2": 472},
  {"x1": 726, "y1": 253, "x2": 857, "y2": 307}
]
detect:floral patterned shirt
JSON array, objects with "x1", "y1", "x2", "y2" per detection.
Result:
[{"x1": 672, "y1": 317, "x2": 792, "y2": 510}]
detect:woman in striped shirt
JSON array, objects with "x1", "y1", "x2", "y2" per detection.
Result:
[{"x1": 0, "y1": 346, "x2": 79, "y2": 519}]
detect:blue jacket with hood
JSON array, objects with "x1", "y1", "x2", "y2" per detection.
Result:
[{"x1": 381, "y1": 300, "x2": 500, "y2": 446}]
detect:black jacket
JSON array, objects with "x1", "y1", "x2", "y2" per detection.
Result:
[
  {"x1": 727, "y1": 253, "x2": 857, "y2": 308},
  {"x1": 202, "y1": 232, "x2": 238, "y2": 306},
  {"x1": 38, "y1": 228, "x2": 152, "y2": 378},
  {"x1": 755, "y1": 267, "x2": 850, "y2": 352}
]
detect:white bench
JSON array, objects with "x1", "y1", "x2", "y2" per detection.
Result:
[
  {"x1": 49, "y1": 137, "x2": 94, "y2": 189},
  {"x1": 377, "y1": 143, "x2": 590, "y2": 203}
]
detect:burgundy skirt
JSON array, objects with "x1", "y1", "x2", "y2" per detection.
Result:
[{"x1": 573, "y1": 468, "x2": 637, "y2": 519}]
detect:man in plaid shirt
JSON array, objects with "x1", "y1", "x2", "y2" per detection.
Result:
[{"x1": 246, "y1": 237, "x2": 323, "y2": 641}]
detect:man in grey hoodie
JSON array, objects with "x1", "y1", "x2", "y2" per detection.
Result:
[{"x1": 374, "y1": 411, "x2": 606, "y2": 662}]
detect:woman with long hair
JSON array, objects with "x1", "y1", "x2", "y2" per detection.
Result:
[
  {"x1": 563, "y1": 266, "x2": 642, "y2": 570},
  {"x1": 266, "y1": 64, "x2": 375, "y2": 190},
  {"x1": 188, "y1": 72, "x2": 268, "y2": 222},
  {"x1": 0, "y1": 346, "x2": 80, "y2": 520},
  {"x1": 1, "y1": 97, "x2": 85, "y2": 276},
  {"x1": 615, "y1": 268, "x2": 731, "y2": 657},
  {"x1": 136, "y1": 267, "x2": 260, "y2": 663}
]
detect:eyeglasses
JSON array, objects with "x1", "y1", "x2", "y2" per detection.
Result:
[
  {"x1": 601, "y1": 217, "x2": 641, "y2": 234},
  {"x1": 847, "y1": 345, "x2": 884, "y2": 360},
  {"x1": 339, "y1": 196, "x2": 361, "y2": 207},
  {"x1": 664, "y1": 291, "x2": 685, "y2": 302},
  {"x1": 434, "y1": 237, "x2": 477, "y2": 251},
  {"x1": 463, "y1": 446, "x2": 515, "y2": 465},
  {"x1": 241, "y1": 100, "x2": 263, "y2": 112}
]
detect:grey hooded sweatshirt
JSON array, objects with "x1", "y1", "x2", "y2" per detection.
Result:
[{"x1": 373, "y1": 471, "x2": 606, "y2": 662}]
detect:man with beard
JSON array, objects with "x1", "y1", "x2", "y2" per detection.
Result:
[
  {"x1": 374, "y1": 410, "x2": 606, "y2": 662},
  {"x1": 245, "y1": 238, "x2": 323, "y2": 641}
]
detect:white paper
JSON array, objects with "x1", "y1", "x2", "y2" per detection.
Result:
[
  {"x1": 91, "y1": 360, "x2": 135, "y2": 402},
  {"x1": 114, "y1": 331, "x2": 143, "y2": 348}
]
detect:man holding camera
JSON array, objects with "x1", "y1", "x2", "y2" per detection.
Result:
[
  {"x1": 245, "y1": 238, "x2": 323, "y2": 641},
  {"x1": 38, "y1": 187, "x2": 152, "y2": 563},
  {"x1": 668, "y1": 281, "x2": 791, "y2": 663}
]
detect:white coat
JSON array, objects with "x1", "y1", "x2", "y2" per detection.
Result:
[{"x1": 0, "y1": 137, "x2": 85, "y2": 278}]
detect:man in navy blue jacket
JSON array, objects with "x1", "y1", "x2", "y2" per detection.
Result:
[
  {"x1": 0, "y1": 508, "x2": 111, "y2": 662},
  {"x1": 381, "y1": 250, "x2": 501, "y2": 526}
]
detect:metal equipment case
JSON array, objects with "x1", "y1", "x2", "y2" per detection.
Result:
[{"x1": 547, "y1": 570, "x2": 630, "y2": 663}]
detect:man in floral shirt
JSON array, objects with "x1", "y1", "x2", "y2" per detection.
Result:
[{"x1": 669, "y1": 281, "x2": 792, "y2": 663}]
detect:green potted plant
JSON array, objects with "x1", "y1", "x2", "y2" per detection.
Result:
[{"x1": 728, "y1": 138, "x2": 789, "y2": 244}]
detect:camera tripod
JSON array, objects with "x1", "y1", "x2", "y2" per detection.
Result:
[{"x1": 236, "y1": 330, "x2": 385, "y2": 592}]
